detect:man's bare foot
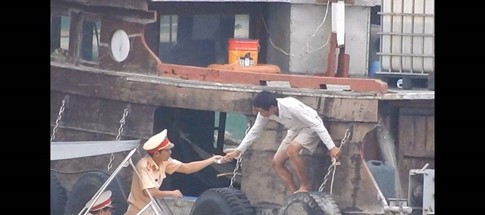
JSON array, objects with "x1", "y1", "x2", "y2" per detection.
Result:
[{"x1": 293, "y1": 188, "x2": 309, "y2": 194}]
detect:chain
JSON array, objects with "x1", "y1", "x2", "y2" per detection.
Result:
[
  {"x1": 229, "y1": 155, "x2": 242, "y2": 188},
  {"x1": 318, "y1": 128, "x2": 351, "y2": 192},
  {"x1": 107, "y1": 107, "x2": 130, "y2": 171},
  {"x1": 116, "y1": 108, "x2": 130, "y2": 141},
  {"x1": 51, "y1": 95, "x2": 69, "y2": 141},
  {"x1": 229, "y1": 122, "x2": 252, "y2": 188}
]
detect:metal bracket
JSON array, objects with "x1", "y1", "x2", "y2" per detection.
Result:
[{"x1": 384, "y1": 198, "x2": 412, "y2": 215}]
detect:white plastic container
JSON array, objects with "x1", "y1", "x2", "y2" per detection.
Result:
[{"x1": 380, "y1": 0, "x2": 434, "y2": 74}]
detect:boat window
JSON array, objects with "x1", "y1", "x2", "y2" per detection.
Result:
[
  {"x1": 158, "y1": 14, "x2": 236, "y2": 66},
  {"x1": 80, "y1": 19, "x2": 101, "y2": 61},
  {"x1": 214, "y1": 112, "x2": 247, "y2": 151},
  {"x1": 160, "y1": 15, "x2": 178, "y2": 43},
  {"x1": 234, "y1": 14, "x2": 249, "y2": 39},
  {"x1": 51, "y1": 15, "x2": 70, "y2": 59}
]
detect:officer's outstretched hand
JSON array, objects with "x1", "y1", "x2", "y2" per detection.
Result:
[{"x1": 212, "y1": 155, "x2": 226, "y2": 164}]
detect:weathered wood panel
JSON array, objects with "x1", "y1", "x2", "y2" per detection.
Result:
[
  {"x1": 289, "y1": 96, "x2": 321, "y2": 110},
  {"x1": 98, "y1": 18, "x2": 159, "y2": 73},
  {"x1": 388, "y1": 100, "x2": 434, "y2": 109},
  {"x1": 332, "y1": 131, "x2": 385, "y2": 212},
  {"x1": 321, "y1": 98, "x2": 379, "y2": 123},
  {"x1": 318, "y1": 122, "x2": 385, "y2": 213},
  {"x1": 51, "y1": 65, "x2": 256, "y2": 113},
  {"x1": 397, "y1": 109, "x2": 435, "y2": 195},
  {"x1": 51, "y1": 0, "x2": 158, "y2": 72},
  {"x1": 51, "y1": 125, "x2": 117, "y2": 141},
  {"x1": 51, "y1": 92, "x2": 156, "y2": 141}
]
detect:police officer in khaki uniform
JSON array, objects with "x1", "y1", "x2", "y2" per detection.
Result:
[{"x1": 124, "y1": 129, "x2": 225, "y2": 215}]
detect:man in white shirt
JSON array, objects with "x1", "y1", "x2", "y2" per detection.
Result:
[{"x1": 224, "y1": 91, "x2": 340, "y2": 193}]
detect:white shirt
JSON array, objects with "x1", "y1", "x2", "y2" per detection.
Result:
[{"x1": 237, "y1": 97, "x2": 335, "y2": 152}]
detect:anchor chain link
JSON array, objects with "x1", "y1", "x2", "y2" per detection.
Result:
[
  {"x1": 51, "y1": 95, "x2": 69, "y2": 141},
  {"x1": 229, "y1": 122, "x2": 251, "y2": 188},
  {"x1": 107, "y1": 107, "x2": 130, "y2": 171}
]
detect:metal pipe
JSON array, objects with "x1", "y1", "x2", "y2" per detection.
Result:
[
  {"x1": 389, "y1": 0, "x2": 394, "y2": 73},
  {"x1": 421, "y1": 0, "x2": 426, "y2": 74},
  {"x1": 377, "y1": 32, "x2": 434, "y2": 37},
  {"x1": 397, "y1": 0, "x2": 404, "y2": 74},
  {"x1": 377, "y1": 52, "x2": 433, "y2": 57},
  {"x1": 420, "y1": 163, "x2": 429, "y2": 171},
  {"x1": 379, "y1": 0, "x2": 384, "y2": 74},
  {"x1": 378, "y1": 12, "x2": 433, "y2": 17},
  {"x1": 411, "y1": 0, "x2": 415, "y2": 73}
]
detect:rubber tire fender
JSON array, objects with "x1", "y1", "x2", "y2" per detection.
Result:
[
  {"x1": 51, "y1": 172, "x2": 67, "y2": 215},
  {"x1": 278, "y1": 192, "x2": 341, "y2": 215},
  {"x1": 64, "y1": 171, "x2": 128, "y2": 215},
  {"x1": 189, "y1": 188, "x2": 255, "y2": 215}
]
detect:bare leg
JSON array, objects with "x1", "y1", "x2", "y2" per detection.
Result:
[
  {"x1": 287, "y1": 142, "x2": 311, "y2": 193},
  {"x1": 272, "y1": 150, "x2": 297, "y2": 193}
]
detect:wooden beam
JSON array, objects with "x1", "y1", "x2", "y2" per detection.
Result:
[{"x1": 158, "y1": 63, "x2": 388, "y2": 94}]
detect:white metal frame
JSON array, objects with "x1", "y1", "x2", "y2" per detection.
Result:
[{"x1": 50, "y1": 140, "x2": 168, "y2": 215}]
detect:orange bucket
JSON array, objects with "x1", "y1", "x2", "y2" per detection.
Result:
[{"x1": 227, "y1": 39, "x2": 259, "y2": 66}]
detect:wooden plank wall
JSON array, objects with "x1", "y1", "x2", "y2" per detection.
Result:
[
  {"x1": 397, "y1": 107, "x2": 435, "y2": 195},
  {"x1": 50, "y1": 92, "x2": 156, "y2": 141}
]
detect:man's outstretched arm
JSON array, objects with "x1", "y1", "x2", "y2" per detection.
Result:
[{"x1": 176, "y1": 155, "x2": 223, "y2": 174}]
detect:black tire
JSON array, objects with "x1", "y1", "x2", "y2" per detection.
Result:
[
  {"x1": 51, "y1": 172, "x2": 67, "y2": 215},
  {"x1": 64, "y1": 171, "x2": 128, "y2": 215},
  {"x1": 189, "y1": 188, "x2": 255, "y2": 215},
  {"x1": 278, "y1": 192, "x2": 341, "y2": 215}
]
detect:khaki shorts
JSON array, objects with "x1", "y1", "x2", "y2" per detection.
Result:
[{"x1": 277, "y1": 127, "x2": 321, "y2": 155}]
